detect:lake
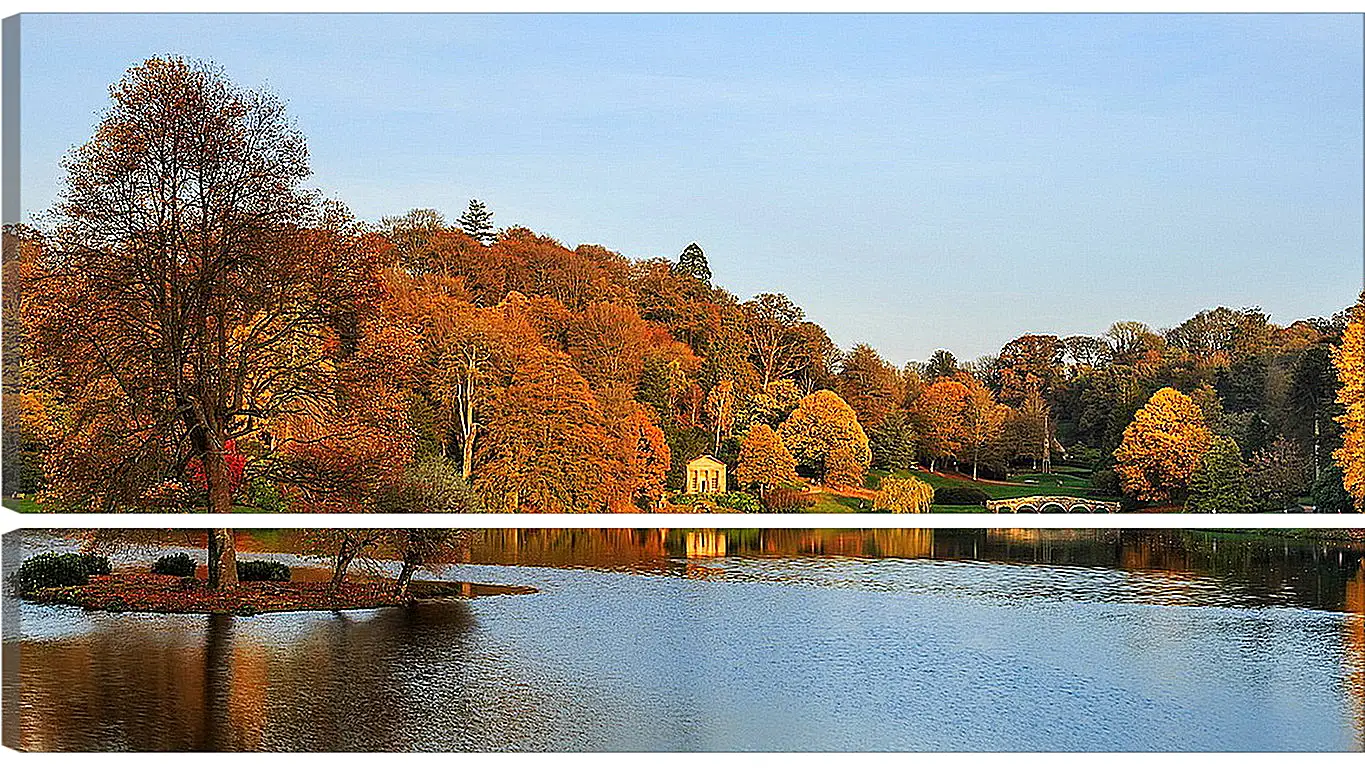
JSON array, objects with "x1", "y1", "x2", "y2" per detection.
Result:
[{"x1": 6, "y1": 529, "x2": 1364, "y2": 751}]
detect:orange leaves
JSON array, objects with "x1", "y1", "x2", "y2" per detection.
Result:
[
  {"x1": 778, "y1": 389, "x2": 871, "y2": 488},
  {"x1": 1333, "y1": 294, "x2": 1365, "y2": 511},
  {"x1": 909, "y1": 377, "x2": 972, "y2": 468},
  {"x1": 735, "y1": 423, "x2": 800, "y2": 494},
  {"x1": 1113, "y1": 387, "x2": 1213, "y2": 503}
]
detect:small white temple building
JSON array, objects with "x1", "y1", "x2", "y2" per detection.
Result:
[{"x1": 684, "y1": 455, "x2": 727, "y2": 495}]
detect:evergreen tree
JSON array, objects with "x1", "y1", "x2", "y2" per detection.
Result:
[
  {"x1": 457, "y1": 199, "x2": 497, "y2": 245},
  {"x1": 1186, "y1": 436, "x2": 1252, "y2": 513},
  {"x1": 674, "y1": 242, "x2": 711, "y2": 284},
  {"x1": 868, "y1": 409, "x2": 917, "y2": 471},
  {"x1": 1311, "y1": 463, "x2": 1353, "y2": 514}
]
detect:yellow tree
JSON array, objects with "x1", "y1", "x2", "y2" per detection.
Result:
[
  {"x1": 872, "y1": 476, "x2": 934, "y2": 513},
  {"x1": 1113, "y1": 387, "x2": 1212, "y2": 503},
  {"x1": 1333, "y1": 293, "x2": 1365, "y2": 511},
  {"x1": 778, "y1": 389, "x2": 871, "y2": 487},
  {"x1": 962, "y1": 376, "x2": 1009, "y2": 481},
  {"x1": 734, "y1": 423, "x2": 800, "y2": 496}
]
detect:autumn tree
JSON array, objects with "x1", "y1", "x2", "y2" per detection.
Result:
[
  {"x1": 961, "y1": 377, "x2": 1009, "y2": 481},
  {"x1": 909, "y1": 377, "x2": 970, "y2": 472},
  {"x1": 1333, "y1": 293, "x2": 1364, "y2": 511},
  {"x1": 1113, "y1": 387, "x2": 1212, "y2": 503},
  {"x1": 872, "y1": 476, "x2": 934, "y2": 514},
  {"x1": 474, "y1": 347, "x2": 619, "y2": 512},
  {"x1": 996, "y1": 334, "x2": 1066, "y2": 405},
  {"x1": 387, "y1": 529, "x2": 475, "y2": 599},
  {"x1": 704, "y1": 380, "x2": 737, "y2": 454},
  {"x1": 778, "y1": 389, "x2": 871, "y2": 487},
  {"x1": 457, "y1": 199, "x2": 497, "y2": 245},
  {"x1": 23, "y1": 58, "x2": 392, "y2": 586},
  {"x1": 836, "y1": 344, "x2": 905, "y2": 429},
  {"x1": 674, "y1": 242, "x2": 711, "y2": 285},
  {"x1": 1185, "y1": 436, "x2": 1252, "y2": 514},
  {"x1": 734, "y1": 423, "x2": 800, "y2": 496},
  {"x1": 566, "y1": 302, "x2": 654, "y2": 404},
  {"x1": 742, "y1": 293, "x2": 820, "y2": 388},
  {"x1": 609, "y1": 405, "x2": 671, "y2": 510}
]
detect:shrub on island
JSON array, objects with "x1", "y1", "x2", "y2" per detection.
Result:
[
  {"x1": 15, "y1": 552, "x2": 103, "y2": 594},
  {"x1": 237, "y1": 560, "x2": 291, "y2": 582},
  {"x1": 151, "y1": 553, "x2": 196, "y2": 577}
]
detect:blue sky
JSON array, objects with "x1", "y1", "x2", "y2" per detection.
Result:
[{"x1": 17, "y1": 13, "x2": 1364, "y2": 363}]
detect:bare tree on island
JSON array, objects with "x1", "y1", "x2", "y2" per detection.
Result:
[{"x1": 25, "y1": 58, "x2": 383, "y2": 587}]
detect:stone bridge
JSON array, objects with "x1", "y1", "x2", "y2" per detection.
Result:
[{"x1": 985, "y1": 496, "x2": 1121, "y2": 514}]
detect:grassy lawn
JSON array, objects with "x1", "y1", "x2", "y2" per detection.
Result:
[
  {"x1": 881, "y1": 468, "x2": 1118, "y2": 501},
  {"x1": 3, "y1": 496, "x2": 270, "y2": 514},
  {"x1": 857, "y1": 465, "x2": 1121, "y2": 513},
  {"x1": 3, "y1": 496, "x2": 43, "y2": 513}
]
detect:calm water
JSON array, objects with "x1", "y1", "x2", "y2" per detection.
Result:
[{"x1": 6, "y1": 529, "x2": 1365, "y2": 751}]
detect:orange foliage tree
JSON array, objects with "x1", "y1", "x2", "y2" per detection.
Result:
[
  {"x1": 474, "y1": 347, "x2": 620, "y2": 513},
  {"x1": 1333, "y1": 293, "x2": 1365, "y2": 511},
  {"x1": 961, "y1": 377, "x2": 1009, "y2": 481},
  {"x1": 24, "y1": 57, "x2": 387, "y2": 524},
  {"x1": 734, "y1": 423, "x2": 800, "y2": 496},
  {"x1": 909, "y1": 378, "x2": 970, "y2": 472},
  {"x1": 778, "y1": 389, "x2": 871, "y2": 488},
  {"x1": 1112, "y1": 387, "x2": 1212, "y2": 503}
]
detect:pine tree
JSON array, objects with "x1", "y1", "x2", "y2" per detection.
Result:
[
  {"x1": 457, "y1": 199, "x2": 497, "y2": 245},
  {"x1": 674, "y1": 242, "x2": 711, "y2": 284},
  {"x1": 1186, "y1": 436, "x2": 1252, "y2": 513},
  {"x1": 868, "y1": 409, "x2": 917, "y2": 471}
]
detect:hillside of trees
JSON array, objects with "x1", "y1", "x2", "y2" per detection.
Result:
[{"x1": 3, "y1": 56, "x2": 1362, "y2": 515}]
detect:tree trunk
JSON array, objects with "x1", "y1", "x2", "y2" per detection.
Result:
[
  {"x1": 203, "y1": 441, "x2": 234, "y2": 514},
  {"x1": 206, "y1": 529, "x2": 238, "y2": 590},
  {"x1": 395, "y1": 561, "x2": 417, "y2": 600},
  {"x1": 331, "y1": 537, "x2": 359, "y2": 589},
  {"x1": 460, "y1": 365, "x2": 477, "y2": 481}
]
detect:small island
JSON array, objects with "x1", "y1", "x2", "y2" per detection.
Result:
[
  {"x1": 14, "y1": 540, "x2": 535, "y2": 616},
  {"x1": 23, "y1": 574, "x2": 535, "y2": 616}
]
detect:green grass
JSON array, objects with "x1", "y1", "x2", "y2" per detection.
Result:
[
  {"x1": 3, "y1": 496, "x2": 43, "y2": 513},
  {"x1": 3, "y1": 496, "x2": 270, "y2": 514},
  {"x1": 805, "y1": 492, "x2": 871, "y2": 513},
  {"x1": 881, "y1": 468, "x2": 1118, "y2": 501}
]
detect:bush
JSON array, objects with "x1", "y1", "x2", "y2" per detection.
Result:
[
  {"x1": 152, "y1": 553, "x2": 196, "y2": 577},
  {"x1": 932, "y1": 487, "x2": 989, "y2": 506},
  {"x1": 15, "y1": 553, "x2": 92, "y2": 593},
  {"x1": 1090, "y1": 468, "x2": 1120, "y2": 495},
  {"x1": 79, "y1": 553, "x2": 112, "y2": 576},
  {"x1": 713, "y1": 492, "x2": 761, "y2": 513},
  {"x1": 245, "y1": 476, "x2": 286, "y2": 512},
  {"x1": 763, "y1": 487, "x2": 814, "y2": 513},
  {"x1": 872, "y1": 476, "x2": 934, "y2": 513},
  {"x1": 237, "y1": 560, "x2": 291, "y2": 582}
]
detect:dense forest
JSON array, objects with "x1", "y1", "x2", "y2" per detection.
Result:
[{"x1": 3, "y1": 57, "x2": 1362, "y2": 515}]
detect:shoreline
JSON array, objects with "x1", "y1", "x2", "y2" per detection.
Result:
[{"x1": 23, "y1": 574, "x2": 537, "y2": 616}]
